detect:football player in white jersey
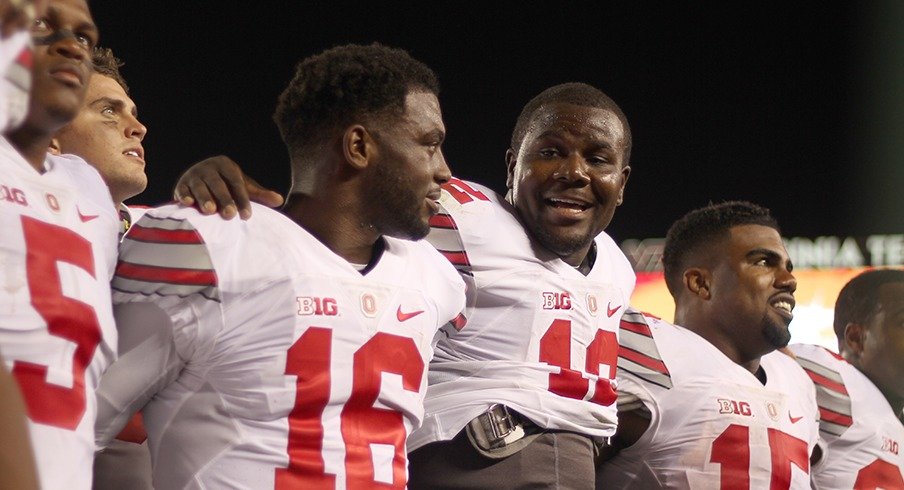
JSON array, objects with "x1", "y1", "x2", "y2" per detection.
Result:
[
  {"x1": 48, "y1": 48, "x2": 155, "y2": 489},
  {"x1": 50, "y1": 47, "x2": 285, "y2": 233},
  {"x1": 0, "y1": 1, "x2": 122, "y2": 489},
  {"x1": 45, "y1": 45, "x2": 288, "y2": 490},
  {"x1": 94, "y1": 43, "x2": 467, "y2": 489},
  {"x1": 0, "y1": 2, "x2": 44, "y2": 488},
  {"x1": 407, "y1": 83, "x2": 635, "y2": 488},
  {"x1": 598, "y1": 201, "x2": 821, "y2": 489},
  {"x1": 790, "y1": 269, "x2": 904, "y2": 489}
]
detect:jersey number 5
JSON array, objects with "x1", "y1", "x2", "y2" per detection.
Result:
[
  {"x1": 277, "y1": 327, "x2": 424, "y2": 489},
  {"x1": 12, "y1": 216, "x2": 103, "y2": 430},
  {"x1": 540, "y1": 319, "x2": 618, "y2": 406}
]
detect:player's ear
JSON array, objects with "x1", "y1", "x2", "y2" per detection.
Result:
[
  {"x1": 616, "y1": 165, "x2": 631, "y2": 206},
  {"x1": 505, "y1": 148, "x2": 517, "y2": 189},
  {"x1": 684, "y1": 268, "x2": 711, "y2": 300},
  {"x1": 843, "y1": 322, "x2": 866, "y2": 358},
  {"x1": 342, "y1": 125, "x2": 372, "y2": 171},
  {"x1": 48, "y1": 138, "x2": 62, "y2": 156}
]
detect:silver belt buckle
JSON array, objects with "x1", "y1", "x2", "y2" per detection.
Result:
[{"x1": 467, "y1": 404, "x2": 524, "y2": 450}]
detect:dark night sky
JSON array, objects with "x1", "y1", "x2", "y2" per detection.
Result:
[{"x1": 90, "y1": 2, "x2": 899, "y2": 241}]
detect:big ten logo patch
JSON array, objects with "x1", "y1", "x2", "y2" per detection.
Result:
[
  {"x1": 1, "y1": 185, "x2": 27, "y2": 206},
  {"x1": 882, "y1": 437, "x2": 900, "y2": 456},
  {"x1": 297, "y1": 297, "x2": 338, "y2": 316},
  {"x1": 542, "y1": 292, "x2": 572, "y2": 310},
  {"x1": 718, "y1": 398, "x2": 753, "y2": 417}
]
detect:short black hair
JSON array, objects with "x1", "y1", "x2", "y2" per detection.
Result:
[
  {"x1": 92, "y1": 46, "x2": 128, "y2": 95},
  {"x1": 510, "y1": 82, "x2": 632, "y2": 164},
  {"x1": 274, "y1": 43, "x2": 439, "y2": 157},
  {"x1": 662, "y1": 201, "x2": 779, "y2": 297},
  {"x1": 834, "y1": 268, "x2": 904, "y2": 342}
]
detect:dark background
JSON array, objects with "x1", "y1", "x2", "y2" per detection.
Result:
[{"x1": 91, "y1": 2, "x2": 903, "y2": 241}]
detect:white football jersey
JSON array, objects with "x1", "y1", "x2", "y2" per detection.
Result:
[
  {"x1": 91, "y1": 203, "x2": 154, "y2": 490},
  {"x1": 790, "y1": 343, "x2": 904, "y2": 489},
  {"x1": 95, "y1": 203, "x2": 466, "y2": 489},
  {"x1": 410, "y1": 178, "x2": 635, "y2": 451},
  {"x1": 47, "y1": 153, "x2": 121, "y2": 275},
  {"x1": 0, "y1": 137, "x2": 119, "y2": 490},
  {"x1": 600, "y1": 309, "x2": 820, "y2": 489}
]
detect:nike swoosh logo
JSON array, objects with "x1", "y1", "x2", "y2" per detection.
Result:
[
  {"x1": 397, "y1": 306, "x2": 424, "y2": 322},
  {"x1": 606, "y1": 302, "x2": 622, "y2": 318},
  {"x1": 77, "y1": 206, "x2": 98, "y2": 222},
  {"x1": 789, "y1": 414, "x2": 803, "y2": 424}
]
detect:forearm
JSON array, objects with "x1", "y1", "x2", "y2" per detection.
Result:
[
  {"x1": 0, "y1": 355, "x2": 38, "y2": 490},
  {"x1": 95, "y1": 303, "x2": 184, "y2": 448}
]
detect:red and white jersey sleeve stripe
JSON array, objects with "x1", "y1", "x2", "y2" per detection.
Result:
[
  {"x1": 790, "y1": 343, "x2": 904, "y2": 489},
  {"x1": 113, "y1": 214, "x2": 220, "y2": 302}
]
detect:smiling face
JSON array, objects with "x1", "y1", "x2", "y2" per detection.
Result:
[
  {"x1": 506, "y1": 103, "x2": 630, "y2": 266},
  {"x1": 53, "y1": 73, "x2": 147, "y2": 204},
  {"x1": 24, "y1": 0, "x2": 97, "y2": 134},
  {"x1": 709, "y1": 224, "x2": 797, "y2": 356},
  {"x1": 363, "y1": 90, "x2": 451, "y2": 240}
]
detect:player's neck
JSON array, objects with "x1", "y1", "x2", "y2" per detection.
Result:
[
  {"x1": 6, "y1": 125, "x2": 52, "y2": 173},
  {"x1": 874, "y1": 379, "x2": 904, "y2": 418},
  {"x1": 569, "y1": 242, "x2": 597, "y2": 275},
  {"x1": 718, "y1": 342, "x2": 766, "y2": 381},
  {"x1": 888, "y1": 396, "x2": 903, "y2": 421},
  {"x1": 709, "y1": 339, "x2": 764, "y2": 379},
  {"x1": 284, "y1": 193, "x2": 381, "y2": 266},
  {"x1": 848, "y1": 358, "x2": 904, "y2": 417},
  {"x1": 678, "y1": 312, "x2": 765, "y2": 379},
  {"x1": 109, "y1": 189, "x2": 127, "y2": 210}
]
